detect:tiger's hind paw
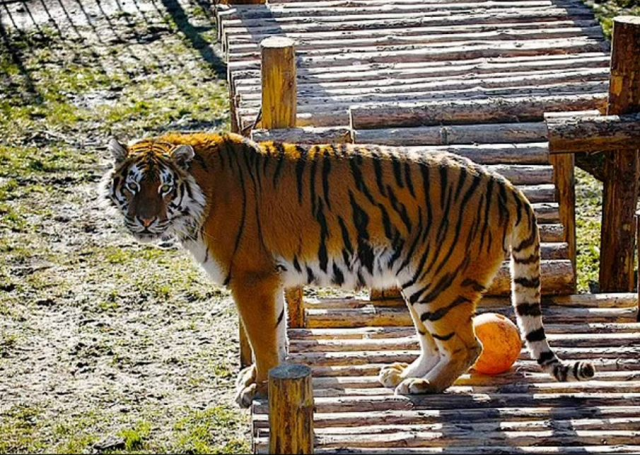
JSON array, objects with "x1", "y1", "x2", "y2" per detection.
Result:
[
  {"x1": 395, "y1": 377, "x2": 440, "y2": 395},
  {"x1": 378, "y1": 362, "x2": 409, "y2": 388}
]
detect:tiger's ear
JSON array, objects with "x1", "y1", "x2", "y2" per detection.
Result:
[
  {"x1": 171, "y1": 145, "x2": 195, "y2": 169},
  {"x1": 108, "y1": 137, "x2": 128, "y2": 163}
]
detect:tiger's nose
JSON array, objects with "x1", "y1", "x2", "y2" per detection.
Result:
[{"x1": 139, "y1": 217, "x2": 155, "y2": 228}]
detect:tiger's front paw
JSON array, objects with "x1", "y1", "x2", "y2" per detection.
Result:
[
  {"x1": 235, "y1": 381, "x2": 267, "y2": 408},
  {"x1": 395, "y1": 377, "x2": 439, "y2": 395},
  {"x1": 378, "y1": 362, "x2": 409, "y2": 388},
  {"x1": 236, "y1": 364, "x2": 256, "y2": 389}
]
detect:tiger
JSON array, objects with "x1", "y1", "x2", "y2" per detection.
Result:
[{"x1": 100, "y1": 132, "x2": 595, "y2": 408}]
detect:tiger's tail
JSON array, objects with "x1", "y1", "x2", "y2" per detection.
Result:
[{"x1": 509, "y1": 196, "x2": 595, "y2": 382}]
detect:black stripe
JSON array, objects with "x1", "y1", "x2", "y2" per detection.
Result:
[
  {"x1": 309, "y1": 157, "x2": 318, "y2": 214},
  {"x1": 350, "y1": 152, "x2": 376, "y2": 204},
  {"x1": 525, "y1": 327, "x2": 546, "y2": 343},
  {"x1": 439, "y1": 165, "x2": 448, "y2": 209},
  {"x1": 322, "y1": 149, "x2": 332, "y2": 210},
  {"x1": 349, "y1": 191, "x2": 370, "y2": 241},
  {"x1": 513, "y1": 216, "x2": 538, "y2": 253},
  {"x1": 432, "y1": 332, "x2": 455, "y2": 341},
  {"x1": 513, "y1": 253, "x2": 540, "y2": 265},
  {"x1": 295, "y1": 145, "x2": 307, "y2": 204},
  {"x1": 453, "y1": 167, "x2": 467, "y2": 202},
  {"x1": 573, "y1": 361, "x2": 581, "y2": 379},
  {"x1": 417, "y1": 328, "x2": 427, "y2": 336},
  {"x1": 418, "y1": 272, "x2": 456, "y2": 306},
  {"x1": 420, "y1": 296, "x2": 471, "y2": 322},
  {"x1": 537, "y1": 350, "x2": 556, "y2": 366},
  {"x1": 315, "y1": 199, "x2": 330, "y2": 273},
  {"x1": 338, "y1": 217, "x2": 354, "y2": 256},
  {"x1": 377, "y1": 203, "x2": 395, "y2": 240},
  {"x1": 371, "y1": 150, "x2": 387, "y2": 197},
  {"x1": 461, "y1": 278, "x2": 486, "y2": 293},
  {"x1": 272, "y1": 142, "x2": 286, "y2": 187},
  {"x1": 391, "y1": 154, "x2": 404, "y2": 188},
  {"x1": 514, "y1": 276, "x2": 540, "y2": 288},
  {"x1": 306, "y1": 267, "x2": 316, "y2": 285},
  {"x1": 513, "y1": 189, "x2": 523, "y2": 227},
  {"x1": 386, "y1": 185, "x2": 412, "y2": 233},
  {"x1": 404, "y1": 162, "x2": 415, "y2": 198},
  {"x1": 276, "y1": 308, "x2": 285, "y2": 327},
  {"x1": 515, "y1": 302, "x2": 542, "y2": 317},
  {"x1": 193, "y1": 153, "x2": 208, "y2": 171},
  {"x1": 293, "y1": 256, "x2": 302, "y2": 273},
  {"x1": 332, "y1": 263, "x2": 345, "y2": 286},
  {"x1": 225, "y1": 149, "x2": 248, "y2": 287}
]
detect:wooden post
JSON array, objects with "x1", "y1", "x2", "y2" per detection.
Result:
[
  {"x1": 637, "y1": 211, "x2": 640, "y2": 322},
  {"x1": 600, "y1": 16, "x2": 640, "y2": 292},
  {"x1": 260, "y1": 36, "x2": 305, "y2": 328},
  {"x1": 268, "y1": 364, "x2": 314, "y2": 454},
  {"x1": 550, "y1": 153, "x2": 576, "y2": 289},
  {"x1": 261, "y1": 36, "x2": 297, "y2": 130}
]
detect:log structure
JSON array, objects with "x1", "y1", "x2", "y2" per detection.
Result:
[{"x1": 217, "y1": 2, "x2": 640, "y2": 453}]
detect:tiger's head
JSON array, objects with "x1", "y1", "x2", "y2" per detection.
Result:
[{"x1": 100, "y1": 137, "x2": 206, "y2": 243}]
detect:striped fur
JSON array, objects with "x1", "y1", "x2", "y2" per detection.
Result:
[{"x1": 101, "y1": 132, "x2": 595, "y2": 407}]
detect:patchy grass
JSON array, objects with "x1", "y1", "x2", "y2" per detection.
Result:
[
  {"x1": 575, "y1": 168, "x2": 605, "y2": 293},
  {"x1": 582, "y1": 0, "x2": 640, "y2": 39}
]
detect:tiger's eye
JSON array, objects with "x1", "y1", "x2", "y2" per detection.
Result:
[
  {"x1": 160, "y1": 184, "x2": 172, "y2": 194},
  {"x1": 126, "y1": 181, "x2": 138, "y2": 192}
]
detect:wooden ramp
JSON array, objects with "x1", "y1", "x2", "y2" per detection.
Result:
[{"x1": 216, "y1": 1, "x2": 640, "y2": 453}]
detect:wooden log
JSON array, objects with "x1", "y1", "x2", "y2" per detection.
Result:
[
  {"x1": 600, "y1": 16, "x2": 640, "y2": 292},
  {"x1": 261, "y1": 36, "x2": 297, "y2": 129},
  {"x1": 252, "y1": 127, "x2": 353, "y2": 144},
  {"x1": 255, "y1": 404, "x2": 640, "y2": 429},
  {"x1": 398, "y1": 143, "x2": 551, "y2": 165},
  {"x1": 220, "y1": 2, "x2": 591, "y2": 20},
  {"x1": 238, "y1": 81, "x2": 608, "y2": 109},
  {"x1": 285, "y1": 288, "x2": 305, "y2": 328},
  {"x1": 637, "y1": 211, "x2": 640, "y2": 322},
  {"x1": 353, "y1": 122, "x2": 548, "y2": 146},
  {"x1": 231, "y1": 53, "x2": 610, "y2": 86},
  {"x1": 303, "y1": 301, "x2": 635, "y2": 329},
  {"x1": 547, "y1": 113, "x2": 640, "y2": 154},
  {"x1": 221, "y1": 9, "x2": 598, "y2": 38},
  {"x1": 307, "y1": 446, "x2": 640, "y2": 454},
  {"x1": 227, "y1": 26, "x2": 605, "y2": 55},
  {"x1": 350, "y1": 94, "x2": 607, "y2": 129},
  {"x1": 550, "y1": 153, "x2": 576, "y2": 286},
  {"x1": 255, "y1": 391, "x2": 640, "y2": 414},
  {"x1": 268, "y1": 364, "x2": 314, "y2": 454}
]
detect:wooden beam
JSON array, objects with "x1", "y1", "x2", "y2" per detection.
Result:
[
  {"x1": 547, "y1": 113, "x2": 640, "y2": 154},
  {"x1": 268, "y1": 364, "x2": 314, "y2": 454},
  {"x1": 600, "y1": 16, "x2": 640, "y2": 292},
  {"x1": 550, "y1": 153, "x2": 576, "y2": 289}
]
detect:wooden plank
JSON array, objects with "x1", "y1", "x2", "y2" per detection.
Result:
[
  {"x1": 308, "y1": 446, "x2": 640, "y2": 454},
  {"x1": 394, "y1": 143, "x2": 551, "y2": 165},
  {"x1": 350, "y1": 94, "x2": 607, "y2": 129}
]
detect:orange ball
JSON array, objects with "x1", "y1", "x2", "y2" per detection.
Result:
[{"x1": 473, "y1": 313, "x2": 522, "y2": 375}]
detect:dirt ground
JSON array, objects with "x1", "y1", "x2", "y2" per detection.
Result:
[{"x1": 1, "y1": 0, "x2": 250, "y2": 452}]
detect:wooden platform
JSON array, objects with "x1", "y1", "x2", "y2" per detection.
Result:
[
  {"x1": 252, "y1": 294, "x2": 640, "y2": 453},
  {"x1": 216, "y1": 1, "x2": 640, "y2": 453}
]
